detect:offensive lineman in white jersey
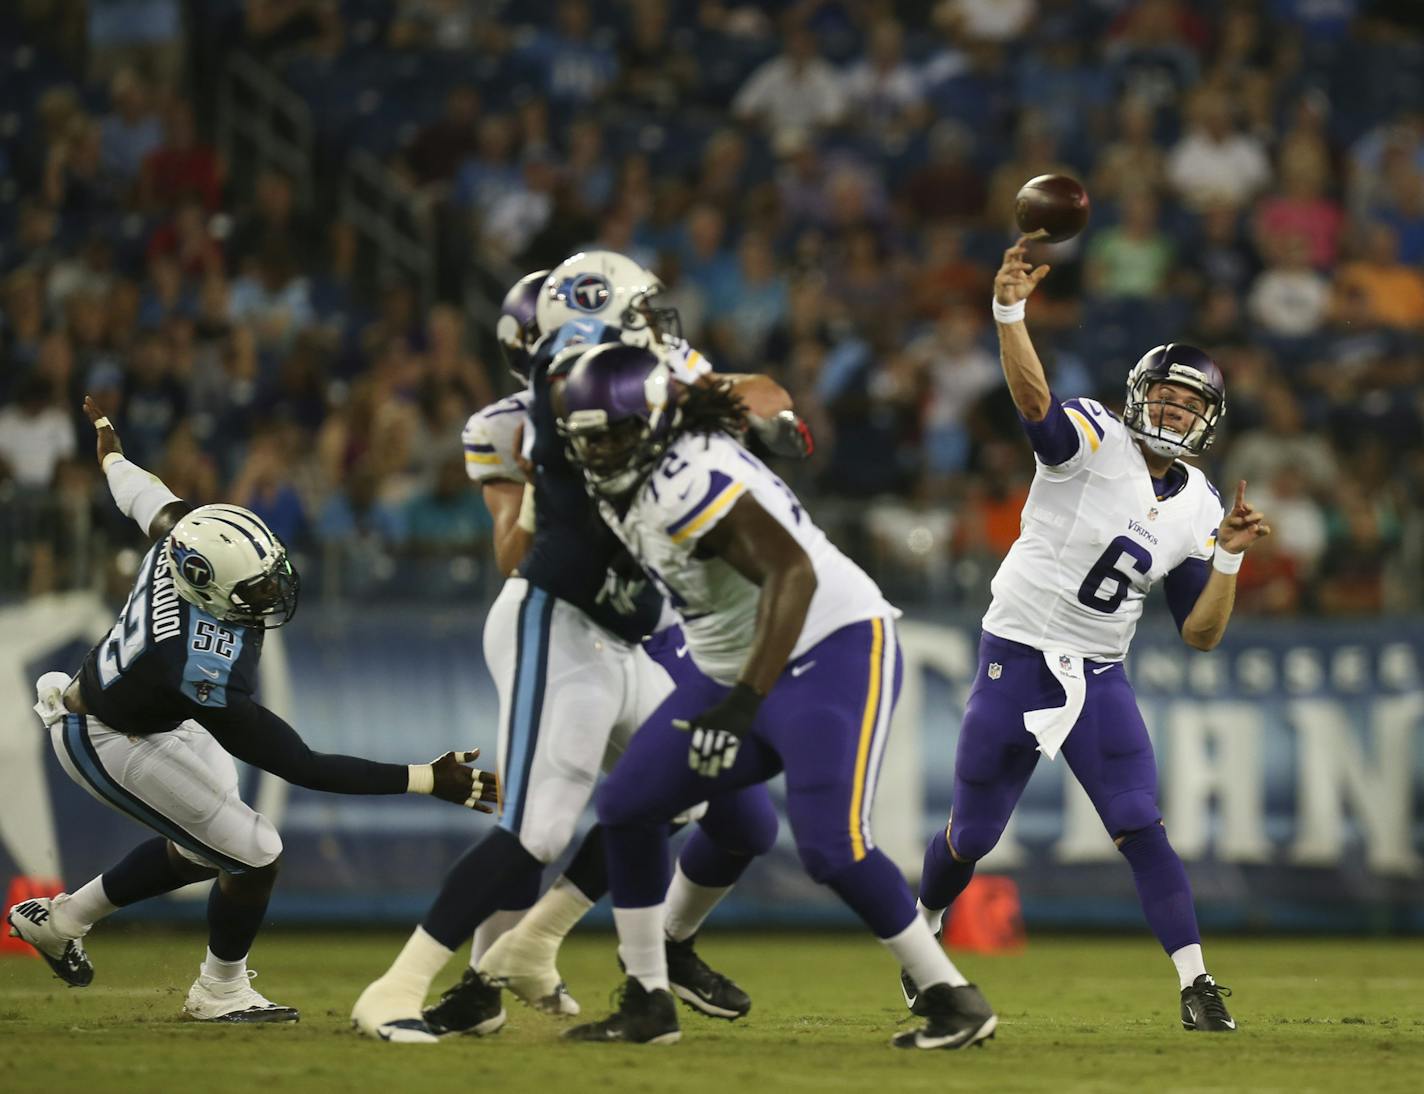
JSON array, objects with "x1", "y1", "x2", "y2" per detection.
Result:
[
  {"x1": 554, "y1": 342, "x2": 996, "y2": 1049},
  {"x1": 912, "y1": 236, "x2": 1272, "y2": 1033}
]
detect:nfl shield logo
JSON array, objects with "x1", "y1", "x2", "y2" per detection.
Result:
[
  {"x1": 987, "y1": 663, "x2": 1002, "y2": 680},
  {"x1": 1058, "y1": 654, "x2": 1072, "y2": 672},
  {"x1": 1147, "y1": 507, "x2": 1159, "y2": 521}
]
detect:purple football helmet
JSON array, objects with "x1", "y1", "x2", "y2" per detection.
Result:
[
  {"x1": 496, "y1": 269, "x2": 550, "y2": 380},
  {"x1": 557, "y1": 342, "x2": 676, "y2": 499},
  {"x1": 1123, "y1": 343, "x2": 1226, "y2": 459}
]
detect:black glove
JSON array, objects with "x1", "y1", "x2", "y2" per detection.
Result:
[
  {"x1": 417, "y1": 750, "x2": 499, "y2": 812},
  {"x1": 672, "y1": 683, "x2": 763, "y2": 777},
  {"x1": 750, "y1": 410, "x2": 815, "y2": 459}
]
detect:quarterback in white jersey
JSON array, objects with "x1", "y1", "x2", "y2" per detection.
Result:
[
  {"x1": 982, "y1": 391, "x2": 1225, "y2": 663},
  {"x1": 555, "y1": 342, "x2": 997, "y2": 1051},
  {"x1": 914, "y1": 235, "x2": 1271, "y2": 1037}
]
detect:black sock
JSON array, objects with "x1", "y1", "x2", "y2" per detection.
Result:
[
  {"x1": 421, "y1": 828, "x2": 543, "y2": 950},
  {"x1": 561, "y1": 824, "x2": 607, "y2": 903},
  {"x1": 207, "y1": 871, "x2": 275, "y2": 962},
  {"x1": 102, "y1": 838, "x2": 208, "y2": 907}
]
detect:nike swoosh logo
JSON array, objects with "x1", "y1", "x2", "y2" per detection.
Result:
[
  {"x1": 1222, "y1": 1019, "x2": 1236, "y2": 1029},
  {"x1": 675, "y1": 645, "x2": 689, "y2": 659},
  {"x1": 790, "y1": 661, "x2": 816, "y2": 677},
  {"x1": 198, "y1": 666, "x2": 222, "y2": 679},
  {"x1": 1091, "y1": 665, "x2": 1114, "y2": 675},
  {"x1": 677, "y1": 484, "x2": 693, "y2": 501},
  {"x1": 1184, "y1": 1005, "x2": 1196, "y2": 1024}
]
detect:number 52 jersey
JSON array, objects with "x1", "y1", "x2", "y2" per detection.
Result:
[{"x1": 981, "y1": 397, "x2": 1225, "y2": 662}]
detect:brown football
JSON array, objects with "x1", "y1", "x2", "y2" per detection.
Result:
[{"x1": 1014, "y1": 174, "x2": 1091, "y2": 243}]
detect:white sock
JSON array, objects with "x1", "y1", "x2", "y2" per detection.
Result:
[
  {"x1": 664, "y1": 863, "x2": 731, "y2": 942},
  {"x1": 881, "y1": 918, "x2": 968, "y2": 989},
  {"x1": 201, "y1": 948, "x2": 248, "y2": 983},
  {"x1": 470, "y1": 909, "x2": 526, "y2": 967},
  {"x1": 1171, "y1": 943, "x2": 1207, "y2": 990},
  {"x1": 515, "y1": 876, "x2": 594, "y2": 945},
  {"x1": 916, "y1": 899, "x2": 945, "y2": 936},
  {"x1": 51, "y1": 880, "x2": 115, "y2": 937},
  {"x1": 381, "y1": 926, "x2": 454, "y2": 1002},
  {"x1": 613, "y1": 904, "x2": 669, "y2": 992}
]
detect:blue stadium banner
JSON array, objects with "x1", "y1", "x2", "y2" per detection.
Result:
[{"x1": 4, "y1": 603, "x2": 1420, "y2": 931}]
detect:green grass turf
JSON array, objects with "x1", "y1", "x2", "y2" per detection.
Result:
[{"x1": 2, "y1": 929, "x2": 1421, "y2": 1094}]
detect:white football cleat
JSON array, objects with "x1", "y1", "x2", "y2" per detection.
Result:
[
  {"x1": 476, "y1": 927, "x2": 580, "y2": 1016},
  {"x1": 6, "y1": 895, "x2": 94, "y2": 987},
  {"x1": 183, "y1": 969, "x2": 299, "y2": 1023},
  {"x1": 351, "y1": 977, "x2": 440, "y2": 1043}
]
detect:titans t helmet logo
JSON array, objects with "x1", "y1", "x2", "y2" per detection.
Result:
[
  {"x1": 564, "y1": 272, "x2": 611, "y2": 313},
  {"x1": 173, "y1": 542, "x2": 214, "y2": 588}
]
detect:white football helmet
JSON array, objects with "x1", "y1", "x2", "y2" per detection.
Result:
[
  {"x1": 536, "y1": 250, "x2": 681, "y2": 349},
  {"x1": 166, "y1": 505, "x2": 300, "y2": 628}
]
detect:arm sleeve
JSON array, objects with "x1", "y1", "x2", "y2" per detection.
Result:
[
  {"x1": 1163, "y1": 556, "x2": 1211, "y2": 634},
  {"x1": 194, "y1": 698, "x2": 409, "y2": 795},
  {"x1": 1018, "y1": 400, "x2": 1081, "y2": 466},
  {"x1": 103, "y1": 455, "x2": 184, "y2": 536}
]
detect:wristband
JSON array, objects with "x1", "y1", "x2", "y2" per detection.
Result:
[
  {"x1": 992, "y1": 297, "x2": 1026, "y2": 324},
  {"x1": 407, "y1": 764, "x2": 435, "y2": 794},
  {"x1": 1212, "y1": 547, "x2": 1244, "y2": 575},
  {"x1": 102, "y1": 452, "x2": 126, "y2": 473},
  {"x1": 93, "y1": 417, "x2": 112, "y2": 431}
]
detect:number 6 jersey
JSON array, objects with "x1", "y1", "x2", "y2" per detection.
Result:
[{"x1": 981, "y1": 397, "x2": 1224, "y2": 662}]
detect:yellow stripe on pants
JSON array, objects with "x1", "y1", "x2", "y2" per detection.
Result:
[{"x1": 848, "y1": 618, "x2": 885, "y2": 861}]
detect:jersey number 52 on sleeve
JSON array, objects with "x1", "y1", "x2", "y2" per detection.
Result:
[{"x1": 1076, "y1": 535, "x2": 1152, "y2": 614}]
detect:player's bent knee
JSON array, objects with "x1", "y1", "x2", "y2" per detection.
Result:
[
  {"x1": 250, "y1": 817, "x2": 284, "y2": 868},
  {"x1": 517, "y1": 827, "x2": 574, "y2": 867},
  {"x1": 1105, "y1": 799, "x2": 1162, "y2": 844},
  {"x1": 795, "y1": 840, "x2": 856, "y2": 884},
  {"x1": 1114, "y1": 820, "x2": 1167, "y2": 852},
  {"x1": 593, "y1": 777, "x2": 662, "y2": 830},
  {"x1": 947, "y1": 823, "x2": 1002, "y2": 863}
]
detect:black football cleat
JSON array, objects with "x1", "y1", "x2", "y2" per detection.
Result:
[
  {"x1": 563, "y1": 977, "x2": 681, "y2": 1044},
  {"x1": 892, "y1": 983, "x2": 997, "y2": 1050},
  {"x1": 422, "y1": 968, "x2": 508, "y2": 1037},
  {"x1": 665, "y1": 934, "x2": 750, "y2": 1020},
  {"x1": 1181, "y1": 974, "x2": 1236, "y2": 1032}
]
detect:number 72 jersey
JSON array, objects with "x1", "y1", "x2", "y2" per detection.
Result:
[
  {"x1": 599, "y1": 432, "x2": 896, "y2": 685},
  {"x1": 982, "y1": 397, "x2": 1225, "y2": 662}
]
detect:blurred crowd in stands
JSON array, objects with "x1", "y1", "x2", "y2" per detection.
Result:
[{"x1": 2, "y1": 0, "x2": 1422, "y2": 616}]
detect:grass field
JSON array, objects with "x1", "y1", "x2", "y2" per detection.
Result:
[{"x1": 2, "y1": 928, "x2": 1421, "y2": 1094}]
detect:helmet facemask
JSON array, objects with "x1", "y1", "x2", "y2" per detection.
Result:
[
  {"x1": 620, "y1": 289, "x2": 682, "y2": 349},
  {"x1": 1123, "y1": 349, "x2": 1225, "y2": 460},
  {"x1": 229, "y1": 552, "x2": 301, "y2": 628}
]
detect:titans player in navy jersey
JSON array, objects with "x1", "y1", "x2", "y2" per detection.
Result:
[{"x1": 6, "y1": 399, "x2": 497, "y2": 1023}]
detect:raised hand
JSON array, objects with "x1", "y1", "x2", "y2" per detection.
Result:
[
  {"x1": 83, "y1": 395, "x2": 124, "y2": 467},
  {"x1": 993, "y1": 235, "x2": 1052, "y2": 307},
  {"x1": 1217, "y1": 480, "x2": 1271, "y2": 555}
]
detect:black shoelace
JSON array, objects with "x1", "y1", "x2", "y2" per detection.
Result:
[{"x1": 1196, "y1": 980, "x2": 1233, "y2": 1023}]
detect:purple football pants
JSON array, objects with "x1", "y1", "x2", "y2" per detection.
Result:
[
  {"x1": 920, "y1": 631, "x2": 1201, "y2": 955},
  {"x1": 599, "y1": 617, "x2": 918, "y2": 938}
]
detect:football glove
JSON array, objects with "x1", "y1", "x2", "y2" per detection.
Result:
[
  {"x1": 409, "y1": 750, "x2": 500, "y2": 812},
  {"x1": 672, "y1": 684, "x2": 763, "y2": 778}
]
